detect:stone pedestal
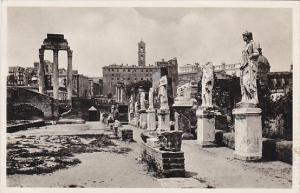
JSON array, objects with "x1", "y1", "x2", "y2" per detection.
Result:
[
  {"x1": 147, "y1": 109, "x2": 156, "y2": 131},
  {"x1": 233, "y1": 107, "x2": 262, "y2": 161},
  {"x1": 157, "y1": 109, "x2": 170, "y2": 132},
  {"x1": 139, "y1": 109, "x2": 147, "y2": 129},
  {"x1": 196, "y1": 108, "x2": 216, "y2": 147}
]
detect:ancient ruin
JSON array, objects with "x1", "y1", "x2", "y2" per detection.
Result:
[
  {"x1": 38, "y1": 34, "x2": 73, "y2": 100},
  {"x1": 196, "y1": 62, "x2": 217, "y2": 147},
  {"x1": 157, "y1": 75, "x2": 170, "y2": 132},
  {"x1": 233, "y1": 31, "x2": 262, "y2": 161}
]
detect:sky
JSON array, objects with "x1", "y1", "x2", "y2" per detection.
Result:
[{"x1": 7, "y1": 7, "x2": 293, "y2": 77}]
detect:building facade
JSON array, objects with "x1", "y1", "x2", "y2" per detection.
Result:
[
  {"x1": 178, "y1": 63, "x2": 202, "y2": 86},
  {"x1": 7, "y1": 66, "x2": 26, "y2": 86},
  {"x1": 102, "y1": 40, "x2": 158, "y2": 97}
]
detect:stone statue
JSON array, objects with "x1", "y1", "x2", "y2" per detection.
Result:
[
  {"x1": 134, "y1": 101, "x2": 139, "y2": 114},
  {"x1": 140, "y1": 92, "x2": 146, "y2": 110},
  {"x1": 148, "y1": 87, "x2": 154, "y2": 109},
  {"x1": 158, "y1": 75, "x2": 169, "y2": 109},
  {"x1": 129, "y1": 94, "x2": 134, "y2": 113},
  {"x1": 240, "y1": 31, "x2": 259, "y2": 105},
  {"x1": 201, "y1": 62, "x2": 214, "y2": 108}
]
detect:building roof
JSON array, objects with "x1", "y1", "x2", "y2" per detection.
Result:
[
  {"x1": 103, "y1": 64, "x2": 157, "y2": 69},
  {"x1": 88, "y1": 106, "x2": 97, "y2": 111},
  {"x1": 258, "y1": 54, "x2": 270, "y2": 66}
]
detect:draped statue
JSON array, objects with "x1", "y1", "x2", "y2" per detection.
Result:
[
  {"x1": 201, "y1": 62, "x2": 214, "y2": 108},
  {"x1": 158, "y1": 75, "x2": 169, "y2": 109},
  {"x1": 148, "y1": 87, "x2": 154, "y2": 109},
  {"x1": 240, "y1": 31, "x2": 259, "y2": 105}
]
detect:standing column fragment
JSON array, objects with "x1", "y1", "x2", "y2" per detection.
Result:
[
  {"x1": 38, "y1": 48, "x2": 46, "y2": 94},
  {"x1": 67, "y1": 49, "x2": 73, "y2": 100},
  {"x1": 52, "y1": 49, "x2": 59, "y2": 99}
]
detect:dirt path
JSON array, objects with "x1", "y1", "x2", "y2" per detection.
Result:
[
  {"x1": 7, "y1": 122, "x2": 292, "y2": 188},
  {"x1": 7, "y1": 122, "x2": 160, "y2": 188}
]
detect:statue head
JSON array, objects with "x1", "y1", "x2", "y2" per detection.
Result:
[
  {"x1": 242, "y1": 31, "x2": 253, "y2": 42},
  {"x1": 257, "y1": 43, "x2": 262, "y2": 55}
]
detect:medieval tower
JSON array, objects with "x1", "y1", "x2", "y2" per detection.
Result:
[{"x1": 138, "y1": 40, "x2": 146, "y2": 66}]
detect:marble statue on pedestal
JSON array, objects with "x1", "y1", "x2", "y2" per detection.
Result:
[{"x1": 232, "y1": 31, "x2": 262, "y2": 161}]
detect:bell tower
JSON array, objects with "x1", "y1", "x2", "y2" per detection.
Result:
[{"x1": 138, "y1": 40, "x2": 146, "y2": 66}]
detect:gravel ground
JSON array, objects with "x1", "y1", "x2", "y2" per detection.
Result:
[{"x1": 6, "y1": 121, "x2": 292, "y2": 188}]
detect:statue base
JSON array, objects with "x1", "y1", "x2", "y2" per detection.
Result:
[
  {"x1": 233, "y1": 107, "x2": 262, "y2": 161},
  {"x1": 196, "y1": 107, "x2": 216, "y2": 147},
  {"x1": 139, "y1": 109, "x2": 147, "y2": 129},
  {"x1": 147, "y1": 109, "x2": 156, "y2": 131},
  {"x1": 157, "y1": 108, "x2": 170, "y2": 132}
]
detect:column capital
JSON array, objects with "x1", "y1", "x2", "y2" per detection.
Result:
[
  {"x1": 68, "y1": 49, "x2": 73, "y2": 57},
  {"x1": 53, "y1": 49, "x2": 59, "y2": 56}
]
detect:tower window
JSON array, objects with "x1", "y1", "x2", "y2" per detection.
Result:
[{"x1": 128, "y1": 69, "x2": 130, "y2": 72}]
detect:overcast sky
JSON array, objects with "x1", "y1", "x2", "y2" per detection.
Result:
[{"x1": 7, "y1": 7, "x2": 292, "y2": 77}]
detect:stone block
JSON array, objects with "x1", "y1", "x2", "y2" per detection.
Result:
[
  {"x1": 196, "y1": 108, "x2": 216, "y2": 147},
  {"x1": 276, "y1": 141, "x2": 292, "y2": 164},
  {"x1": 157, "y1": 131, "x2": 182, "y2": 152},
  {"x1": 223, "y1": 132, "x2": 235, "y2": 149},
  {"x1": 147, "y1": 109, "x2": 156, "y2": 131},
  {"x1": 157, "y1": 109, "x2": 170, "y2": 132},
  {"x1": 142, "y1": 142, "x2": 185, "y2": 178},
  {"x1": 139, "y1": 112, "x2": 147, "y2": 129},
  {"x1": 118, "y1": 128, "x2": 133, "y2": 141},
  {"x1": 146, "y1": 138, "x2": 160, "y2": 148},
  {"x1": 233, "y1": 107, "x2": 262, "y2": 161}
]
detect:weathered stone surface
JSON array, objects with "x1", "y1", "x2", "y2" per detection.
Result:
[
  {"x1": 196, "y1": 108, "x2": 216, "y2": 147},
  {"x1": 233, "y1": 107, "x2": 262, "y2": 161},
  {"x1": 118, "y1": 128, "x2": 133, "y2": 141},
  {"x1": 142, "y1": 142, "x2": 185, "y2": 178},
  {"x1": 157, "y1": 131, "x2": 182, "y2": 152},
  {"x1": 276, "y1": 141, "x2": 292, "y2": 164},
  {"x1": 139, "y1": 111, "x2": 147, "y2": 129},
  {"x1": 7, "y1": 87, "x2": 59, "y2": 120},
  {"x1": 147, "y1": 109, "x2": 156, "y2": 130},
  {"x1": 146, "y1": 138, "x2": 160, "y2": 148},
  {"x1": 157, "y1": 109, "x2": 170, "y2": 132}
]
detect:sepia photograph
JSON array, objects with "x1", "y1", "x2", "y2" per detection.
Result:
[{"x1": 0, "y1": 1, "x2": 299, "y2": 192}]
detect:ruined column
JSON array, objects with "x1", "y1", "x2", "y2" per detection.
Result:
[
  {"x1": 67, "y1": 49, "x2": 73, "y2": 100},
  {"x1": 52, "y1": 49, "x2": 59, "y2": 99},
  {"x1": 120, "y1": 86, "x2": 123, "y2": 103},
  {"x1": 139, "y1": 88, "x2": 147, "y2": 129},
  {"x1": 147, "y1": 87, "x2": 156, "y2": 130},
  {"x1": 38, "y1": 48, "x2": 46, "y2": 94}
]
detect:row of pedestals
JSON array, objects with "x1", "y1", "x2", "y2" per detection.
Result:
[
  {"x1": 130, "y1": 105, "x2": 263, "y2": 161},
  {"x1": 197, "y1": 106, "x2": 262, "y2": 161}
]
